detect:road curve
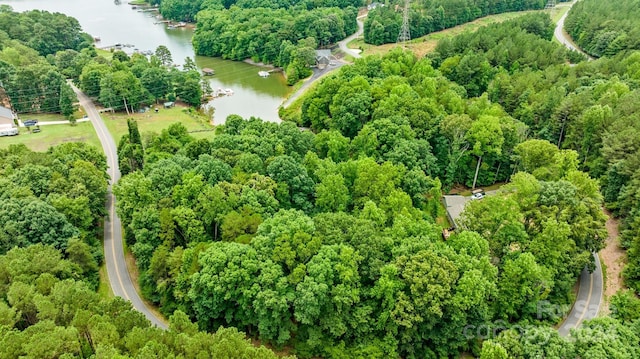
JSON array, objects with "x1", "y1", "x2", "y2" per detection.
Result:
[
  {"x1": 338, "y1": 16, "x2": 365, "y2": 59},
  {"x1": 554, "y1": 2, "x2": 594, "y2": 60},
  {"x1": 72, "y1": 85, "x2": 168, "y2": 329},
  {"x1": 552, "y1": 2, "x2": 602, "y2": 335},
  {"x1": 281, "y1": 15, "x2": 365, "y2": 108},
  {"x1": 557, "y1": 253, "x2": 603, "y2": 336}
]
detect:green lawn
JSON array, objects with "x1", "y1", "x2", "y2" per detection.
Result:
[
  {"x1": 349, "y1": 10, "x2": 547, "y2": 58},
  {"x1": 20, "y1": 113, "x2": 68, "y2": 123},
  {"x1": 101, "y1": 105, "x2": 215, "y2": 143},
  {"x1": 1, "y1": 106, "x2": 214, "y2": 152},
  {"x1": 0, "y1": 121, "x2": 101, "y2": 152}
]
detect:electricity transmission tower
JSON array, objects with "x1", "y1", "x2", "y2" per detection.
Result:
[{"x1": 397, "y1": 0, "x2": 411, "y2": 46}]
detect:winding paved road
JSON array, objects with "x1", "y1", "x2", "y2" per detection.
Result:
[
  {"x1": 281, "y1": 16, "x2": 365, "y2": 108},
  {"x1": 338, "y1": 16, "x2": 365, "y2": 59},
  {"x1": 557, "y1": 254, "x2": 603, "y2": 336},
  {"x1": 552, "y1": 4, "x2": 601, "y2": 335},
  {"x1": 554, "y1": 1, "x2": 594, "y2": 60},
  {"x1": 72, "y1": 85, "x2": 167, "y2": 329}
]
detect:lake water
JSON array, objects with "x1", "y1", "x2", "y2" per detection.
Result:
[{"x1": 0, "y1": 0, "x2": 292, "y2": 123}]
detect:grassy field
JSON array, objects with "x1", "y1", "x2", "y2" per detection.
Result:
[
  {"x1": 1, "y1": 105, "x2": 214, "y2": 152},
  {"x1": 0, "y1": 121, "x2": 101, "y2": 152},
  {"x1": 349, "y1": 9, "x2": 552, "y2": 58},
  {"x1": 101, "y1": 105, "x2": 215, "y2": 143}
]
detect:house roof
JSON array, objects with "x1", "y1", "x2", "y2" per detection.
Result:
[
  {"x1": 0, "y1": 106, "x2": 14, "y2": 125},
  {"x1": 315, "y1": 49, "x2": 331, "y2": 60}
]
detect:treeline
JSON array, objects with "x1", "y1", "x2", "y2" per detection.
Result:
[
  {"x1": 193, "y1": 6, "x2": 357, "y2": 83},
  {"x1": 431, "y1": 13, "x2": 585, "y2": 96},
  {"x1": 293, "y1": 14, "x2": 579, "y2": 186},
  {"x1": 363, "y1": 0, "x2": 565, "y2": 45},
  {"x1": 479, "y1": 314, "x2": 640, "y2": 358},
  {"x1": 0, "y1": 143, "x2": 108, "y2": 288},
  {"x1": 112, "y1": 21, "x2": 611, "y2": 354},
  {"x1": 0, "y1": 6, "x2": 92, "y2": 56},
  {"x1": 0, "y1": 8, "x2": 209, "y2": 116},
  {"x1": 565, "y1": 0, "x2": 640, "y2": 57},
  {"x1": 0, "y1": 244, "x2": 290, "y2": 359},
  {"x1": 77, "y1": 47, "x2": 208, "y2": 109},
  {"x1": 0, "y1": 7, "x2": 91, "y2": 115},
  {"x1": 154, "y1": 0, "x2": 362, "y2": 22}
]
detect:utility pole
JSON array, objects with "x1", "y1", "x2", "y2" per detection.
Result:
[
  {"x1": 123, "y1": 97, "x2": 130, "y2": 116},
  {"x1": 397, "y1": 0, "x2": 411, "y2": 47}
]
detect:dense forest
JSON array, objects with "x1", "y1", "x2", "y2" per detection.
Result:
[
  {"x1": 565, "y1": 0, "x2": 640, "y2": 58},
  {"x1": 108, "y1": 13, "x2": 640, "y2": 357},
  {"x1": 363, "y1": 0, "x2": 571, "y2": 45},
  {"x1": 3, "y1": 2, "x2": 640, "y2": 358},
  {"x1": 0, "y1": 7, "x2": 90, "y2": 115},
  {"x1": 0, "y1": 143, "x2": 107, "y2": 275},
  {"x1": 0, "y1": 243, "x2": 290, "y2": 358},
  {"x1": 0, "y1": 143, "x2": 287, "y2": 358}
]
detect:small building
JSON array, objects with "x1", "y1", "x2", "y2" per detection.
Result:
[
  {"x1": 315, "y1": 49, "x2": 332, "y2": 70},
  {"x1": 368, "y1": 2, "x2": 385, "y2": 10},
  {"x1": 163, "y1": 101, "x2": 175, "y2": 109},
  {"x1": 202, "y1": 68, "x2": 215, "y2": 76},
  {"x1": 0, "y1": 106, "x2": 18, "y2": 137}
]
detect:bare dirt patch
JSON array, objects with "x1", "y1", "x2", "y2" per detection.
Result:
[{"x1": 601, "y1": 210, "x2": 627, "y2": 313}]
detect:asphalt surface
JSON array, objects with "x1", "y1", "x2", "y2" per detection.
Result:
[
  {"x1": 338, "y1": 16, "x2": 365, "y2": 59},
  {"x1": 72, "y1": 85, "x2": 167, "y2": 329},
  {"x1": 553, "y1": 1, "x2": 602, "y2": 336},
  {"x1": 281, "y1": 16, "x2": 364, "y2": 109},
  {"x1": 557, "y1": 254, "x2": 603, "y2": 336},
  {"x1": 554, "y1": 2, "x2": 594, "y2": 60}
]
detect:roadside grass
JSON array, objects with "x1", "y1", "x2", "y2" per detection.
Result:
[
  {"x1": 0, "y1": 121, "x2": 101, "y2": 152},
  {"x1": 549, "y1": 1, "x2": 573, "y2": 23},
  {"x1": 548, "y1": 2, "x2": 574, "y2": 45},
  {"x1": 280, "y1": 70, "x2": 334, "y2": 124},
  {"x1": 122, "y1": 237, "x2": 169, "y2": 327},
  {"x1": 98, "y1": 263, "x2": 114, "y2": 299},
  {"x1": 349, "y1": 10, "x2": 544, "y2": 58},
  {"x1": 600, "y1": 253, "x2": 608, "y2": 310},
  {"x1": 20, "y1": 113, "x2": 68, "y2": 122},
  {"x1": 101, "y1": 105, "x2": 214, "y2": 143},
  {"x1": 436, "y1": 204, "x2": 452, "y2": 229}
]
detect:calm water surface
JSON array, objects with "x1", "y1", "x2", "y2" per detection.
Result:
[{"x1": 0, "y1": 0, "x2": 292, "y2": 123}]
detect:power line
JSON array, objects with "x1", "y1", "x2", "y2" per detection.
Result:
[{"x1": 397, "y1": 0, "x2": 411, "y2": 47}]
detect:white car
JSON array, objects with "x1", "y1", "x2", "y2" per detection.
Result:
[{"x1": 471, "y1": 192, "x2": 484, "y2": 200}]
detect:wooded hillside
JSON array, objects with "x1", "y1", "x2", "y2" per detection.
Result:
[{"x1": 565, "y1": 0, "x2": 640, "y2": 57}]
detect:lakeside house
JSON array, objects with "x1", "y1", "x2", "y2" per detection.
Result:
[
  {"x1": 315, "y1": 49, "x2": 332, "y2": 70},
  {"x1": 0, "y1": 106, "x2": 18, "y2": 136}
]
